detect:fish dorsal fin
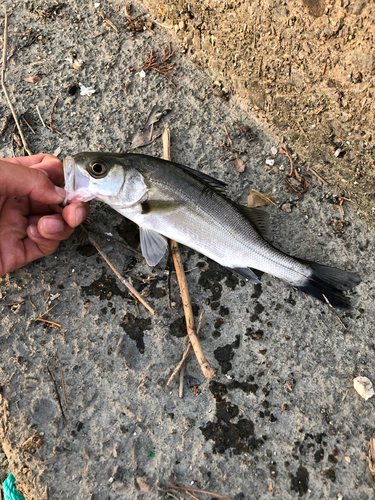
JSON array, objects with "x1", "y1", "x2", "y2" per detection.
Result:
[
  {"x1": 176, "y1": 163, "x2": 227, "y2": 196},
  {"x1": 122, "y1": 169, "x2": 149, "y2": 207},
  {"x1": 234, "y1": 204, "x2": 270, "y2": 239},
  {"x1": 231, "y1": 267, "x2": 262, "y2": 284},
  {"x1": 139, "y1": 227, "x2": 168, "y2": 266}
]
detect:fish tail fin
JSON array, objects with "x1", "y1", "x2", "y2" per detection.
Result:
[{"x1": 298, "y1": 262, "x2": 361, "y2": 309}]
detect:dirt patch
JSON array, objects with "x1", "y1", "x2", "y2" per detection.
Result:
[{"x1": 145, "y1": 0, "x2": 375, "y2": 222}]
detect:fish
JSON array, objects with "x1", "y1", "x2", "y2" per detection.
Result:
[{"x1": 63, "y1": 152, "x2": 360, "y2": 309}]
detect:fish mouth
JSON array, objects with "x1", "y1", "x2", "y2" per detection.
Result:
[{"x1": 63, "y1": 155, "x2": 96, "y2": 206}]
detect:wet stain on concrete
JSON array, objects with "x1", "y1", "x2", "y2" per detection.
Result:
[
  {"x1": 116, "y1": 219, "x2": 140, "y2": 247},
  {"x1": 290, "y1": 465, "x2": 309, "y2": 496},
  {"x1": 250, "y1": 302, "x2": 265, "y2": 322},
  {"x1": 245, "y1": 328, "x2": 264, "y2": 341},
  {"x1": 214, "y1": 335, "x2": 240, "y2": 374},
  {"x1": 169, "y1": 316, "x2": 188, "y2": 338},
  {"x1": 200, "y1": 381, "x2": 262, "y2": 454},
  {"x1": 76, "y1": 244, "x2": 97, "y2": 257},
  {"x1": 198, "y1": 260, "x2": 231, "y2": 303},
  {"x1": 314, "y1": 448, "x2": 324, "y2": 463},
  {"x1": 323, "y1": 466, "x2": 336, "y2": 481},
  {"x1": 82, "y1": 269, "x2": 128, "y2": 300},
  {"x1": 120, "y1": 313, "x2": 151, "y2": 353}
]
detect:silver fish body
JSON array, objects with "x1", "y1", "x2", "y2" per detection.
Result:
[{"x1": 63, "y1": 152, "x2": 360, "y2": 308}]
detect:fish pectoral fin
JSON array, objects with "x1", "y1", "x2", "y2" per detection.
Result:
[
  {"x1": 140, "y1": 227, "x2": 168, "y2": 266},
  {"x1": 141, "y1": 200, "x2": 183, "y2": 215},
  {"x1": 231, "y1": 267, "x2": 262, "y2": 284},
  {"x1": 234, "y1": 204, "x2": 270, "y2": 239}
]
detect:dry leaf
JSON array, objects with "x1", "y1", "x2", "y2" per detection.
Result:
[
  {"x1": 233, "y1": 156, "x2": 245, "y2": 173},
  {"x1": 21, "y1": 432, "x2": 44, "y2": 450},
  {"x1": 23, "y1": 75, "x2": 40, "y2": 84},
  {"x1": 72, "y1": 61, "x2": 83, "y2": 71},
  {"x1": 247, "y1": 189, "x2": 276, "y2": 208},
  {"x1": 136, "y1": 477, "x2": 149, "y2": 492},
  {"x1": 353, "y1": 376, "x2": 374, "y2": 400}
]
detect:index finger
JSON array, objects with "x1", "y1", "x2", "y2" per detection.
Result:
[{"x1": 5, "y1": 154, "x2": 64, "y2": 185}]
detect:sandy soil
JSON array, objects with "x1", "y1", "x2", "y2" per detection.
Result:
[{"x1": 1, "y1": 1, "x2": 375, "y2": 499}]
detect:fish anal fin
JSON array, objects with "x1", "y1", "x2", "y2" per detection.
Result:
[
  {"x1": 235, "y1": 204, "x2": 270, "y2": 239},
  {"x1": 140, "y1": 227, "x2": 168, "y2": 266},
  {"x1": 231, "y1": 267, "x2": 262, "y2": 284}
]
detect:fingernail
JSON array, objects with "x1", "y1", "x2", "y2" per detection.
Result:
[
  {"x1": 28, "y1": 224, "x2": 41, "y2": 238},
  {"x1": 55, "y1": 186, "x2": 66, "y2": 199},
  {"x1": 75, "y1": 207, "x2": 87, "y2": 226},
  {"x1": 42, "y1": 218, "x2": 64, "y2": 234}
]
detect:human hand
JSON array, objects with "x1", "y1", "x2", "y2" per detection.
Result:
[{"x1": 0, "y1": 154, "x2": 90, "y2": 277}]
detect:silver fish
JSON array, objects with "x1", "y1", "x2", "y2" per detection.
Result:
[{"x1": 63, "y1": 152, "x2": 360, "y2": 308}]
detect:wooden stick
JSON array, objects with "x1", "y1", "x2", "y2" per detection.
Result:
[
  {"x1": 60, "y1": 366, "x2": 68, "y2": 408},
  {"x1": 171, "y1": 241, "x2": 215, "y2": 379},
  {"x1": 179, "y1": 362, "x2": 184, "y2": 398},
  {"x1": 162, "y1": 127, "x2": 171, "y2": 161},
  {"x1": 47, "y1": 365, "x2": 66, "y2": 425},
  {"x1": 36, "y1": 318, "x2": 61, "y2": 329},
  {"x1": 35, "y1": 105, "x2": 46, "y2": 127},
  {"x1": 322, "y1": 294, "x2": 352, "y2": 334},
  {"x1": 162, "y1": 127, "x2": 215, "y2": 379},
  {"x1": 80, "y1": 225, "x2": 155, "y2": 315},
  {"x1": 308, "y1": 166, "x2": 328, "y2": 186},
  {"x1": 166, "y1": 484, "x2": 232, "y2": 500},
  {"x1": 1, "y1": 13, "x2": 32, "y2": 155},
  {"x1": 166, "y1": 309, "x2": 205, "y2": 386}
]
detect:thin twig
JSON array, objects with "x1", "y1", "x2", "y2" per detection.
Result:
[
  {"x1": 322, "y1": 294, "x2": 352, "y2": 334},
  {"x1": 60, "y1": 366, "x2": 68, "y2": 408},
  {"x1": 1, "y1": 13, "x2": 32, "y2": 155},
  {"x1": 38, "y1": 303, "x2": 58, "y2": 319},
  {"x1": 166, "y1": 484, "x2": 232, "y2": 500},
  {"x1": 80, "y1": 225, "x2": 155, "y2": 315},
  {"x1": 47, "y1": 365, "x2": 66, "y2": 425},
  {"x1": 98, "y1": 9, "x2": 119, "y2": 33},
  {"x1": 36, "y1": 318, "x2": 61, "y2": 329},
  {"x1": 171, "y1": 241, "x2": 215, "y2": 379},
  {"x1": 165, "y1": 493, "x2": 179, "y2": 500},
  {"x1": 22, "y1": 116, "x2": 35, "y2": 135},
  {"x1": 162, "y1": 127, "x2": 171, "y2": 161},
  {"x1": 308, "y1": 167, "x2": 328, "y2": 186},
  {"x1": 224, "y1": 125, "x2": 232, "y2": 146},
  {"x1": 131, "y1": 42, "x2": 178, "y2": 89},
  {"x1": 258, "y1": 55, "x2": 263, "y2": 78},
  {"x1": 35, "y1": 105, "x2": 46, "y2": 127},
  {"x1": 28, "y1": 296, "x2": 36, "y2": 309},
  {"x1": 48, "y1": 96, "x2": 61, "y2": 134},
  {"x1": 166, "y1": 309, "x2": 205, "y2": 386},
  {"x1": 179, "y1": 362, "x2": 184, "y2": 399}
]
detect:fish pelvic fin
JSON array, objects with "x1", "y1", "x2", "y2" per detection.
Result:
[
  {"x1": 298, "y1": 261, "x2": 361, "y2": 309},
  {"x1": 140, "y1": 227, "x2": 168, "y2": 266}
]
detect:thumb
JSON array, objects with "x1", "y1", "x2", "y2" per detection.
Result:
[{"x1": 0, "y1": 160, "x2": 66, "y2": 205}]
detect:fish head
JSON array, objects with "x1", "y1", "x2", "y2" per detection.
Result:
[{"x1": 63, "y1": 152, "x2": 128, "y2": 206}]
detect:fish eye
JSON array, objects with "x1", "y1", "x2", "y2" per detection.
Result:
[{"x1": 88, "y1": 161, "x2": 107, "y2": 178}]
